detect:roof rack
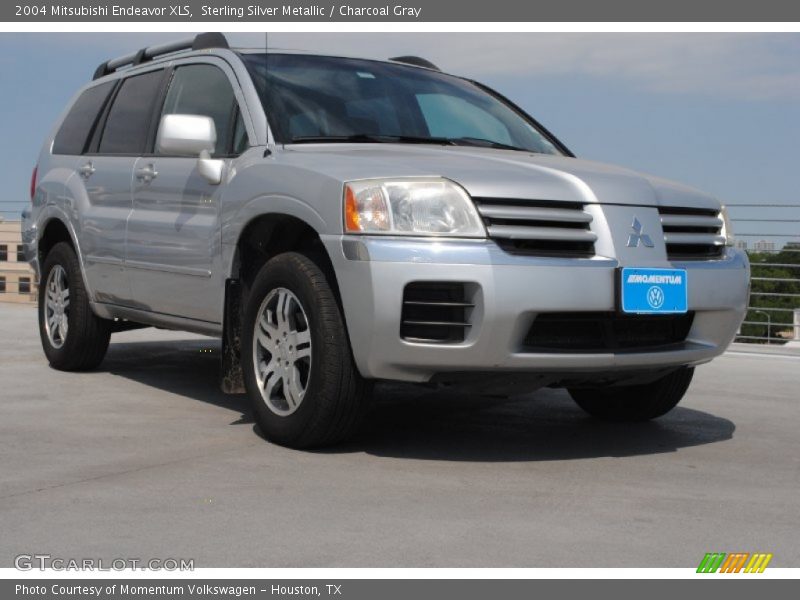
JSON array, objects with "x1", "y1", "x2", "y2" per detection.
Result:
[
  {"x1": 389, "y1": 55, "x2": 440, "y2": 71},
  {"x1": 92, "y1": 32, "x2": 229, "y2": 80}
]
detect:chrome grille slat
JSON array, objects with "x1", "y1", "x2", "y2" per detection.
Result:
[
  {"x1": 663, "y1": 233, "x2": 726, "y2": 246},
  {"x1": 474, "y1": 198, "x2": 595, "y2": 257},
  {"x1": 478, "y1": 205, "x2": 593, "y2": 224},
  {"x1": 660, "y1": 215, "x2": 724, "y2": 229},
  {"x1": 658, "y1": 206, "x2": 725, "y2": 260},
  {"x1": 486, "y1": 225, "x2": 598, "y2": 243}
]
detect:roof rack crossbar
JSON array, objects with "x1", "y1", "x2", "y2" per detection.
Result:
[{"x1": 93, "y1": 32, "x2": 229, "y2": 80}]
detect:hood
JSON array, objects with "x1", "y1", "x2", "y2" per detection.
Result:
[{"x1": 281, "y1": 144, "x2": 720, "y2": 210}]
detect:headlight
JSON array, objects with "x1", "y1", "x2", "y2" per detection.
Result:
[
  {"x1": 720, "y1": 205, "x2": 734, "y2": 246},
  {"x1": 343, "y1": 178, "x2": 485, "y2": 237}
]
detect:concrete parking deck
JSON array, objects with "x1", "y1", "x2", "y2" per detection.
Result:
[{"x1": 0, "y1": 302, "x2": 797, "y2": 568}]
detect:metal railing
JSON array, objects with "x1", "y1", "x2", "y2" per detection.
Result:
[
  {"x1": 0, "y1": 268, "x2": 37, "y2": 304},
  {"x1": 728, "y1": 203, "x2": 800, "y2": 344},
  {"x1": 3, "y1": 201, "x2": 800, "y2": 342},
  {"x1": 0, "y1": 279, "x2": 35, "y2": 294}
]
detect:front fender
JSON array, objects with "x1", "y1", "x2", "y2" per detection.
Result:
[{"x1": 221, "y1": 193, "x2": 329, "y2": 280}]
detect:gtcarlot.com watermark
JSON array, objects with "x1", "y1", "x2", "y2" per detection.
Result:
[{"x1": 15, "y1": 554, "x2": 194, "y2": 571}]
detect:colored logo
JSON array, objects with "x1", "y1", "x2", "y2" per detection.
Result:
[
  {"x1": 626, "y1": 217, "x2": 654, "y2": 248},
  {"x1": 696, "y1": 552, "x2": 773, "y2": 573},
  {"x1": 646, "y1": 286, "x2": 665, "y2": 309}
]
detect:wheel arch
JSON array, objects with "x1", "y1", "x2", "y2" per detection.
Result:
[
  {"x1": 230, "y1": 212, "x2": 338, "y2": 292},
  {"x1": 221, "y1": 211, "x2": 345, "y2": 394},
  {"x1": 38, "y1": 217, "x2": 77, "y2": 265}
]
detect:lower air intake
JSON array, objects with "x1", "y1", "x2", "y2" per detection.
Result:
[
  {"x1": 523, "y1": 311, "x2": 695, "y2": 352},
  {"x1": 401, "y1": 282, "x2": 473, "y2": 343}
]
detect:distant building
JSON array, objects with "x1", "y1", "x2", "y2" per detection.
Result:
[
  {"x1": 734, "y1": 239, "x2": 748, "y2": 251},
  {"x1": 783, "y1": 241, "x2": 800, "y2": 250},
  {"x1": 0, "y1": 219, "x2": 37, "y2": 304},
  {"x1": 752, "y1": 239, "x2": 776, "y2": 253}
]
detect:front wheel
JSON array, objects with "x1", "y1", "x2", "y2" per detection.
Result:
[
  {"x1": 568, "y1": 367, "x2": 694, "y2": 421},
  {"x1": 241, "y1": 252, "x2": 371, "y2": 448}
]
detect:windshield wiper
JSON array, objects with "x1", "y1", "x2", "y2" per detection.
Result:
[
  {"x1": 288, "y1": 134, "x2": 530, "y2": 152},
  {"x1": 448, "y1": 137, "x2": 530, "y2": 152},
  {"x1": 288, "y1": 134, "x2": 457, "y2": 146}
]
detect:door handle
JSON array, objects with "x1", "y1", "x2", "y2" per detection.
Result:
[
  {"x1": 135, "y1": 163, "x2": 158, "y2": 183},
  {"x1": 78, "y1": 162, "x2": 95, "y2": 179}
]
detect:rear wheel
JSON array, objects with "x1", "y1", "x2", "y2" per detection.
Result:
[
  {"x1": 38, "y1": 242, "x2": 111, "y2": 370},
  {"x1": 568, "y1": 367, "x2": 694, "y2": 421},
  {"x1": 241, "y1": 252, "x2": 371, "y2": 448}
]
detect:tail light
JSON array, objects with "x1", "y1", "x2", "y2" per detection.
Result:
[{"x1": 30, "y1": 166, "x2": 38, "y2": 202}]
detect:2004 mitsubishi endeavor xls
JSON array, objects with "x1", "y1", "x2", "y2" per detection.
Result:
[{"x1": 25, "y1": 33, "x2": 749, "y2": 448}]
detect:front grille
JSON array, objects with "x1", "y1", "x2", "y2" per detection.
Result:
[
  {"x1": 474, "y1": 198, "x2": 596, "y2": 258},
  {"x1": 400, "y1": 282, "x2": 472, "y2": 343},
  {"x1": 658, "y1": 206, "x2": 725, "y2": 260},
  {"x1": 523, "y1": 311, "x2": 695, "y2": 352}
]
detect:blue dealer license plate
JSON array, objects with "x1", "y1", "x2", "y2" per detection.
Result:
[{"x1": 620, "y1": 268, "x2": 688, "y2": 314}]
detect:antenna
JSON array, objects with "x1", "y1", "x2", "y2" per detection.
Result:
[{"x1": 263, "y1": 31, "x2": 271, "y2": 157}]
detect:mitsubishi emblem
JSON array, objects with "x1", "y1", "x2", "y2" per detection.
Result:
[{"x1": 626, "y1": 217, "x2": 655, "y2": 248}]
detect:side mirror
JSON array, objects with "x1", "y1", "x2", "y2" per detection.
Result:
[
  {"x1": 157, "y1": 114, "x2": 216, "y2": 155},
  {"x1": 156, "y1": 114, "x2": 224, "y2": 185}
]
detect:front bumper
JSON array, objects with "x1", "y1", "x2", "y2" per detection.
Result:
[{"x1": 325, "y1": 236, "x2": 749, "y2": 383}]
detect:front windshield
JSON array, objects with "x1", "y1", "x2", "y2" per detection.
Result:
[{"x1": 242, "y1": 53, "x2": 563, "y2": 155}]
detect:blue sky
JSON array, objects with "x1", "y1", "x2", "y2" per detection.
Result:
[{"x1": 1, "y1": 32, "x2": 798, "y2": 246}]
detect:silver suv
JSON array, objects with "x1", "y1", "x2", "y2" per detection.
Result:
[{"x1": 25, "y1": 33, "x2": 749, "y2": 447}]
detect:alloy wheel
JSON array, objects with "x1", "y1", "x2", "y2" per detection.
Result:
[
  {"x1": 44, "y1": 264, "x2": 70, "y2": 349},
  {"x1": 252, "y1": 287, "x2": 313, "y2": 416}
]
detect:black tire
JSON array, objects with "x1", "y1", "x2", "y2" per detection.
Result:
[
  {"x1": 568, "y1": 367, "x2": 694, "y2": 421},
  {"x1": 38, "y1": 242, "x2": 111, "y2": 371},
  {"x1": 241, "y1": 252, "x2": 371, "y2": 448}
]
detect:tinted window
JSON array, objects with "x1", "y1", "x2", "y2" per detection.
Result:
[
  {"x1": 243, "y1": 54, "x2": 561, "y2": 154},
  {"x1": 231, "y1": 110, "x2": 249, "y2": 155},
  {"x1": 417, "y1": 93, "x2": 513, "y2": 144},
  {"x1": 19, "y1": 277, "x2": 31, "y2": 294},
  {"x1": 159, "y1": 64, "x2": 240, "y2": 156},
  {"x1": 99, "y1": 70, "x2": 164, "y2": 154},
  {"x1": 52, "y1": 81, "x2": 115, "y2": 155}
]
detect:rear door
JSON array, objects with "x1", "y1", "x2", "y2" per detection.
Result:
[
  {"x1": 127, "y1": 61, "x2": 248, "y2": 323},
  {"x1": 50, "y1": 79, "x2": 124, "y2": 303},
  {"x1": 78, "y1": 69, "x2": 167, "y2": 305}
]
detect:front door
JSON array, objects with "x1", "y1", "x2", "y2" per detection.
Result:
[
  {"x1": 127, "y1": 62, "x2": 246, "y2": 323},
  {"x1": 127, "y1": 156, "x2": 223, "y2": 322}
]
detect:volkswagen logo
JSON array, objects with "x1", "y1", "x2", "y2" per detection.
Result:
[{"x1": 647, "y1": 286, "x2": 665, "y2": 309}]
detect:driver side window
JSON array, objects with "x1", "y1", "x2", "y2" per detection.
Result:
[{"x1": 159, "y1": 64, "x2": 247, "y2": 157}]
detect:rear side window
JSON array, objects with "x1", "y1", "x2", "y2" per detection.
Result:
[
  {"x1": 52, "y1": 81, "x2": 115, "y2": 155},
  {"x1": 158, "y1": 64, "x2": 240, "y2": 156},
  {"x1": 99, "y1": 70, "x2": 165, "y2": 154}
]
